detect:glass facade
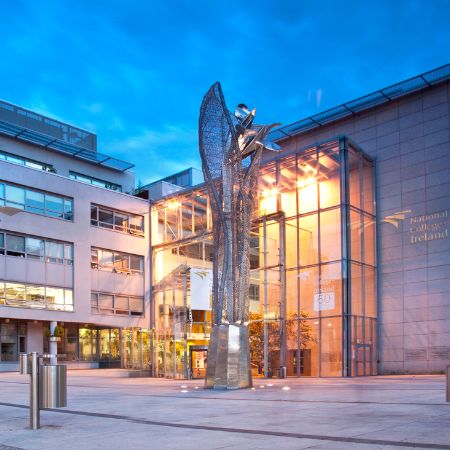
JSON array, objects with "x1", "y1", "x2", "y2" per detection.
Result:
[
  {"x1": 151, "y1": 137, "x2": 376, "y2": 378},
  {"x1": 40, "y1": 324, "x2": 151, "y2": 369},
  {"x1": 0, "y1": 281, "x2": 73, "y2": 312}
]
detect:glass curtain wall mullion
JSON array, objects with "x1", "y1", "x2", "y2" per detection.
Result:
[
  {"x1": 359, "y1": 153, "x2": 367, "y2": 375},
  {"x1": 339, "y1": 137, "x2": 351, "y2": 377},
  {"x1": 314, "y1": 145, "x2": 323, "y2": 377},
  {"x1": 295, "y1": 153, "x2": 301, "y2": 376}
]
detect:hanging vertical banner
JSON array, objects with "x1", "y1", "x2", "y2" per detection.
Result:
[{"x1": 190, "y1": 268, "x2": 213, "y2": 310}]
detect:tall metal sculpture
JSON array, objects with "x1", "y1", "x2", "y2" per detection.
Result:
[{"x1": 199, "y1": 82, "x2": 280, "y2": 389}]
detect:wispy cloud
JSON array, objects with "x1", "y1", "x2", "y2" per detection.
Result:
[
  {"x1": 0, "y1": 0, "x2": 448, "y2": 187},
  {"x1": 82, "y1": 102, "x2": 104, "y2": 114}
]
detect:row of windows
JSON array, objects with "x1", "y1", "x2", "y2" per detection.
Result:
[
  {"x1": 91, "y1": 205, "x2": 144, "y2": 236},
  {"x1": 0, "y1": 150, "x2": 55, "y2": 173},
  {"x1": 0, "y1": 281, "x2": 73, "y2": 312},
  {"x1": 0, "y1": 231, "x2": 145, "y2": 273},
  {"x1": 91, "y1": 248, "x2": 143, "y2": 273},
  {"x1": 0, "y1": 182, "x2": 73, "y2": 220},
  {"x1": 91, "y1": 292, "x2": 144, "y2": 316},
  {"x1": 69, "y1": 172, "x2": 122, "y2": 192},
  {"x1": 0, "y1": 231, "x2": 73, "y2": 265},
  {"x1": 0, "y1": 182, "x2": 145, "y2": 238}
]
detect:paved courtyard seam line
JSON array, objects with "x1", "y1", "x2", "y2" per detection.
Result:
[
  {"x1": 0, "y1": 445, "x2": 23, "y2": 450},
  {"x1": 1, "y1": 402, "x2": 450, "y2": 450}
]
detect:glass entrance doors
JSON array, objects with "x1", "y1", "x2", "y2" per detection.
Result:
[{"x1": 190, "y1": 346, "x2": 208, "y2": 379}]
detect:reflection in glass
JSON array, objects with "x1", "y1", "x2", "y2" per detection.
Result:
[
  {"x1": 320, "y1": 208, "x2": 341, "y2": 262},
  {"x1": 299, "y1": 214, "x2": 318, "y2": 267}
]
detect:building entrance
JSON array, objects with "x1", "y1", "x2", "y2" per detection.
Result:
[
  {"x1": 190, "y1": 346, "x2": 207, "y2": 379},
  {"x1": 151, "y1": 137, "x2": 377, "y2": 379}
]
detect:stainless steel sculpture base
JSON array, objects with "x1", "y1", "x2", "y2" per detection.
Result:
[{"x1": 205, "y1": 324, "x2": 252, "y2": 390}]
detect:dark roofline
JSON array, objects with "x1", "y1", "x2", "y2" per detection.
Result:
[{"x1": 270, "y1": 63, "x2": 450, "y2": 141}]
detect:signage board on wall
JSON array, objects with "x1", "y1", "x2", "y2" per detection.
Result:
[
  {"x1": 190, "y1": 268, "x2": 212, "y2": 310},
  {"x1": 313, "y1": 292, "x2": 335, "y2": 311}
]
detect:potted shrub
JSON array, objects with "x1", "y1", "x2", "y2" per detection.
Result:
[{"x1": 45, "y1": 325, "x2": 64, "y2": 342}]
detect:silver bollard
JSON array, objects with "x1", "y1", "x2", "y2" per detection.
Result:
[
  {"x1": 446, "y1": 366, "x2": 450, "y2": 403},
  {"x1": 39, "y1": 365, "x2": 67, "y2": 409},
  {"x1": 19, "y1": 353, "x2": 30, "y2": 375},
  {"x1": 18, "y1": 352, "x2": 67, "y2": 429},
  {"x1": 30, "y1": 352, "x2": 40, "y2": 430}
]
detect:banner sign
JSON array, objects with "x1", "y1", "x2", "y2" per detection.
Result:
[{"x1": 190, "y1": 268, "x2": 212, "y2": 310}]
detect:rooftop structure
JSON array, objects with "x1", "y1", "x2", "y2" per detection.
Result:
[{"x1": 0, "y1": 99, "x2": 134, "y2": 172}]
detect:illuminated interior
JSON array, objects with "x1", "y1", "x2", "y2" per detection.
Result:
[{"x1": 151, "y1": 137, "x2": 376, "y2": 378}]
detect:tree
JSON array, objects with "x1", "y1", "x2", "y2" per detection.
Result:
[{"x1": 248, "y1": 310, "x2": 317, "y2": 373}]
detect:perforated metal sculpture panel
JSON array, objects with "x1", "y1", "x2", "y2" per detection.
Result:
[{"x1": 199, "y1": 82, "x2": 280, "y2": 389}]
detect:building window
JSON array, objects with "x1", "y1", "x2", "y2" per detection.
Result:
[
  {"x1": 90, "y1": 204, "x2": 144, "y2": 236},
  {"x1": 0, "y1": 182, "x2": 73, "y2": 220},
  {"x1": 0, "y1": 281, "x2": 73, "y2": 312},
  {"x1": 91, "y1": 292, "x2": 144, "y2": 316},
  {"x1": 0, "y1": 231, "x2": 73, "y2": 265},
  {"x1": 90, "y1": 247, "x2": 143, "y2": 274},
  {"x1": 0, "y1": 320, "x2": 27, "y2": 362},
  {"x1": 0, "y1": 149, "x2": 56, "y2": 173},
  {"x1": 69, "y1": 172, "x2": 122, "y2": 192}
]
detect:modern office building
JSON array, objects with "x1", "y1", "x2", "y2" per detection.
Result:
[
  {"x1": 151, "y1": 63, "x2": 450, "y2": 378},
  {"x1": 1, "y1": 63, "x2": 449, "y2": 378},
  {"x1": 0, "y1": 100, "x2": 151, "y2": 371}
]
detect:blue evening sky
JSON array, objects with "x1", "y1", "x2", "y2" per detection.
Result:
[{"x1": 1, "y1": 0, "x2": 449, "y2": 185}]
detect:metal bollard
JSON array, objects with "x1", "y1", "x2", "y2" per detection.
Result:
[
  {"x1": 29, "y1": 352, "x2": 40, "y2": 430},
  {"x1": 19, "y1": 353, "x2": 30, "y2": 375},
  {"x1": 446, "y1": 366, "x2": 450, "y2": 403},
  {"x1": 18, "y1": 352, "x2": 67, "y2": 429}
]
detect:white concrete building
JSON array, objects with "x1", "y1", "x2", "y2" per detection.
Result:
[{"x1": 0, "y1": 100, "x2": 151, "y2": 371}]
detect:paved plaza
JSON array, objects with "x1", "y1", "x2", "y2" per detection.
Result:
[{"x1": 0, "y1": 370, "x2": 449, "y2": 450}]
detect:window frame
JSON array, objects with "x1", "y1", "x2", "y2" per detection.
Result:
[
  {"x1": 0, "y1": 182, "x2": 73, "y2": 221},
  {"x1": 90, "y1": 204, "x2": 144, "y2": 237},
  {"x1": 91, "y1": 247, "x2": 143, "y2": 274},
  {"x1": 91, "y1": 291, "x2": 144, "y2": 317},
  {"x1": 0, "y1": 230, "x2": 73, "y2": 265}
]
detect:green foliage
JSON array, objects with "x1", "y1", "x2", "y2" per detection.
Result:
[{"x1": 248, "y1": 310, "x2": 316, "y2": 368}]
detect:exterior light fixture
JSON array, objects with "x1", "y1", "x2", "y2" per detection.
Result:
[
  {"x1": 262, "y1": 188, "x2": 278, "y2": 197},
  {"x1": 167, "y1": 201, "x2": 180, "y2": 210},
  {"x1": 297, "y1": 177, "x2": 316, "y2": 189}
]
